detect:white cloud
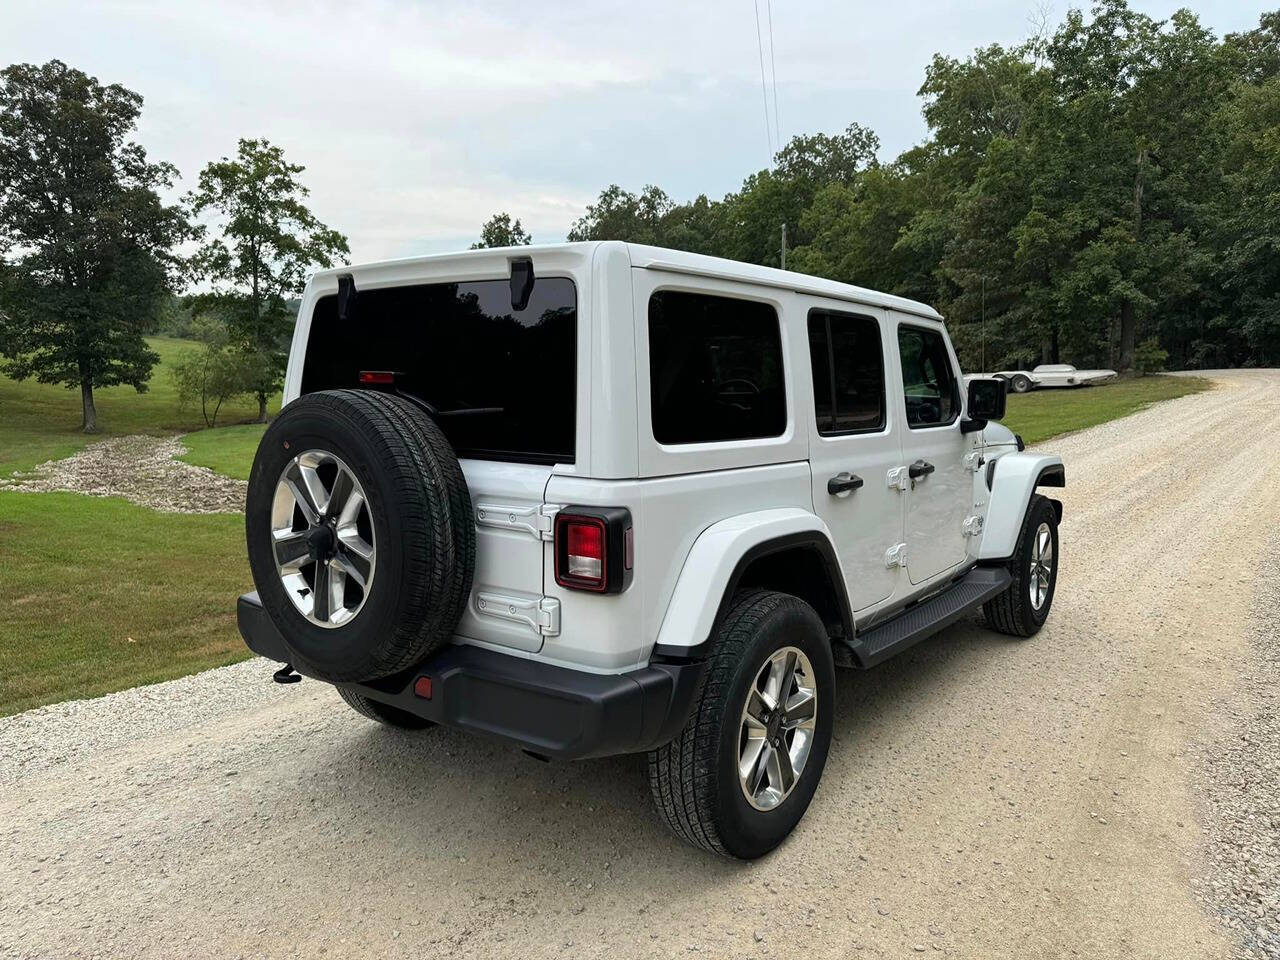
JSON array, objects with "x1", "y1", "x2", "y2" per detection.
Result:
[{"x1": 1, "y1": 0, "x2": 1266, "y2": 263}]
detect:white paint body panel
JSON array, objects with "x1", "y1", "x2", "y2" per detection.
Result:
[
  {"x1": 282, "y1": 241, "x2": 1064, "y2": 674},
  {"x1": 653, "y1": 508, "x2": 838, "y2": 653},
  {"x1": 978, "y1": 453, "x2": 1064, "y2": 560},
  {"x1": 804, "y1": 303, "x2": 904, "y2": 611}
]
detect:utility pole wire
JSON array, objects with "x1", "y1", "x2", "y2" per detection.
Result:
[
  {"x1": 766, "y1": 0, "x2": 780, "y2": 146},
  {"x1": 753, "y1": 0, "x2": 774, "y2": 163}
]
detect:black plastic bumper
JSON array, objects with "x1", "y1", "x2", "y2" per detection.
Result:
[{"x1": 236, "y1": 593, "x2": 705, "y2": 760}]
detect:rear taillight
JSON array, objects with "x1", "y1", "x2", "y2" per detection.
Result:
[
  {"x1": 566, "y1": 521, "x2": 604, "y2": 580},
  {"x1": 554, "y1": 507, "x2": 632, "y2": 594},
  {"x1": 358, "y1": 370, "x2": 397, "y2": 385}
]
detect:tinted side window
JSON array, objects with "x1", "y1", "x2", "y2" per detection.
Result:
[
  {"x1": 897, "y1": 325, "x2": 959, "y2": 428},
  {"x1": 808, "y1": 311, "x2": 885, "y2": 435},
  {"x1": 648, "y1": 291, "x2": 786, "y2": 444}
]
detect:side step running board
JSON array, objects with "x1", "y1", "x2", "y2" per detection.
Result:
[{"x1": 840, "y1": 566, "x2": 1012, "y2": 669}]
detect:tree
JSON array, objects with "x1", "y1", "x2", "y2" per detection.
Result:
[
  {"x1": 566, "y1": 184, "x2": 675, "y2": 244},
  {"x1": 170, "y1": 315, "x2": 256, "y2": 427},
  {"x1": 187, "y1": 139, "x2": 348, "y2": 422},
  {"x1": 0, "y1": 60, "x2": 190, "y2": 432},
  {"x1": 470, "y1": 212, "x2": 532, "y2": 248}
]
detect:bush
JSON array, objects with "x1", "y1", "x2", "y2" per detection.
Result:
[
  {"x1": 170, "y1": 317, "x2": 257, "y2": 427},
  {"x1": 1133, "y1": 337, "x2": 1169, "y2": 376}
]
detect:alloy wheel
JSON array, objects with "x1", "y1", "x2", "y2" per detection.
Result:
[
  {"x1": 738, "y1": 646, "x2": 818, "y2": 811},
  {"x1": 271, "y1": 450, "x2": 375, "y2": 627}
]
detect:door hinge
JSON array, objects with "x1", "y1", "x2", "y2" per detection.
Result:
[
  {"x1": 474, "y1": 502, "x2": 559, "y2": 541},
  {"x1": 884, "y1": 542, "x2": 908, "y2": 568},
  {"x1": 886, "y1": 466, "x2": 910, "y2": 492},
  {"x1": 963, "y1": 452, "x2": 983, "y2": 472},
  {"x1": 475, "y1": 593, "x2": 562, "y2": 636},
  {"x1": 962, "y1": 515, "x2": 985, "y2": 537}
]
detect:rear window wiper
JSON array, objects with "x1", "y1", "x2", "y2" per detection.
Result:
[{"x1": 436, "y1": 406, "x2": 504, "y2": 417}]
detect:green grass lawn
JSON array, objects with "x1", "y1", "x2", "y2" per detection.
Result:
[
  {"x1": 178, "y1": 422, "x2": 268, "y2": 481},
  {"x1": 1001, "y1": 374, "x2": 1209, "y2": 446},
  {"x1": 0, "y1": 492, "x2": 252, "y2": 716},
  {"x1": 0, "y1": 336, "x2": 277, "y2": 475}
]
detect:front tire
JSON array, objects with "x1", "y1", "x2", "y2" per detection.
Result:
[
  {"x1": 648, "y1": 590, "x2": 835, "y2": 859},
  {"x1": 1009, "y1": 373, "x2": 1033, "y2": 394},
  {"x1": 983, "y1": 494, "x2": 1059, "y2": 637}
]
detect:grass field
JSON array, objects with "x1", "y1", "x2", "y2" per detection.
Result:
[
  {"x1": 0, "y1": 492, "x2": 252, "y2": 716},
  {"x1": 178, "y1": 422, "x2": 268, "y2": 480},
  {"x1": 0, "y1": 362, "x2": 1212, "y2": 716},
  {"x1": 1001, "y1": 375, "x2": 1209, "y2": 445},
  {"x1": 0, "y1": 336, "x2": 276, "y2": 476}
]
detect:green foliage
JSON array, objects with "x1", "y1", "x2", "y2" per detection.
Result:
[
  {"x1": 186, "y1": 138, "x2": 348, "y2": 421},
  {"x1": 0, "y1": 336, "x2": 274, "y2": 476},
  {"x1": 471, "y1": 212, "x2": 532, "y2": 248},
  {"x1": 1133, "y1": 337, "x2": 1169, "y2": 375},
  {"x1": 562, "y1": 3, "x2": 1280, "y2": 372},
  {"x1": 0, "y1": 60, "x2": 192, "y2": 432},
  {"x1": 169, "y1": 317, "x2": 257, "y2": 427}
]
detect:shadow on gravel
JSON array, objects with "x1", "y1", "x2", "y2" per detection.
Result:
[{"x1": 296, "y1": 613, "x2": 1024, "y2": 880}]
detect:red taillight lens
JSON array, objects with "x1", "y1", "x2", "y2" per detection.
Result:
[
  {"x1": 563, "y1": 522, "x2": 601, "y2": 591},
  {"x1": 413, "y1": 675, "x2": 433, "y2": 699},
  {"x1": 566, "y1": 522, "x2": 604, "y2": 580},
  {"x1": 554, "y1": 508, "x2": 632, "y2": 594},
  {"x1": 358, "y1": 370, "x2": 396, "y2": 385}
]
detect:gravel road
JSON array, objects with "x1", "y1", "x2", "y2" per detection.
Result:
[{"x1": 4, "y1": 371, "x2": 1279, "y2": 960}]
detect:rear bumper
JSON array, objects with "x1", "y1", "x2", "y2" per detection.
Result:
[{"x1": 236, "y1": 593, "x2": 705, "y2": 760}]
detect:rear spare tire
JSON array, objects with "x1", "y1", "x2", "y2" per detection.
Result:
[{"x1": 245, "y1": 389, "x2": 475, "y2": 682}]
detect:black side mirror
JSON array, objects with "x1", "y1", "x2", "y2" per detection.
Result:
[{"x1": 962, "y1": 377, "x2": 1006, "y2": 432}]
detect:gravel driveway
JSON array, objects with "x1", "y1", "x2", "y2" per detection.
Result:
[{"x1": 3, "y1": 370, "x2": 1279, "y2": 960}]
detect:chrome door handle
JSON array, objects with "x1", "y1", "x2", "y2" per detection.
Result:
[
  {"x1": 827, "y1": 472, "x2": 864, "y2": 497},
  {"x1": 908, "y1": 460, "x2": 935, "y2": 479}
]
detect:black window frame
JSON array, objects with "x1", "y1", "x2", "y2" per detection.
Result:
[
  {"x1": 896, "y1": 321, "x2": 961, "y2": 430},
  {"x1": 646, "y1": 288, "x2": 788, "y2": 446},
  {"x1": 807, "y1": 308, "x2": 888, "y2": 437}
]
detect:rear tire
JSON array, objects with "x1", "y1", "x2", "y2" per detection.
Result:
[
  {"x1": 337, "y1": 687, "x2": 435, "y2": 730},
  {"x1": 648, "y1": 590, "x2": 835, "y2": 859},
  {"x1": 1010, "y1": 373, "x2": 1033, "y2": 394},
  {"x1": 983, "y1": 494, "x2": 1058, "y2": 637}
]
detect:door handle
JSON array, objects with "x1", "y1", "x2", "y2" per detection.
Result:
[
  {"x1": 827, "y1": 472, "x2": 864, "y2": 497},
  {"x1": 908, "y1": 459, "x2": 935, "y2": 479}
]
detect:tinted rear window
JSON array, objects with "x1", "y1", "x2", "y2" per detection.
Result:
[
  {"x1": 301, "y1": 278, "x2": 576, "y2": 463},
  {"x1": 647, "y1": 290, "x2": 786, "y2": 444}
]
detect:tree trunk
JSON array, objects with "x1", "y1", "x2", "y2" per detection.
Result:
[
  {"x1": 1118, "y1": 147, "x2": 1147, "y2": 373},
  {"x1": 256, "y1": 391, "x2": 268, "y2": 423},
  {"x1": 80, "y1": 380, "x2": 98, "y2": 433},
  {"x1": 1119, "y1": 300, "x2": 1136, "y2": 373}
]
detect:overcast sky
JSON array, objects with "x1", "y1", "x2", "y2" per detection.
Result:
[{"x1": 2, "y1": 0, "x2": 1268, "y2": 262}]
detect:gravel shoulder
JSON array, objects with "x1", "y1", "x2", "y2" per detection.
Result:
[
  {"x1": 0, "y1": 433, "x2": 246, "y2": 513},
  {"x1": 3, "y1": 371, "x2": 1279, "y2": 959},
  {"x1": 1196, "y1": 527, "x2": 1280, "y2": 959}
]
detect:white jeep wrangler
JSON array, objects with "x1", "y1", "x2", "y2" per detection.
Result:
[{"x1": 237, "y1": 242, "x2": 1063, "y2": 859}]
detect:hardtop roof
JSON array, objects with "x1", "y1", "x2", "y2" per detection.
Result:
[{"x1": 310, "y1": 240, "x2": 944, "y2": 322}]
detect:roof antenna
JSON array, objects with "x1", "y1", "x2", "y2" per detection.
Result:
[
  {"x1": 510, "y1": 257, "x2": 535, "y2": 311},
  {"x1": 337, "y1": 273, "x2": 358, "y2": 322}
]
